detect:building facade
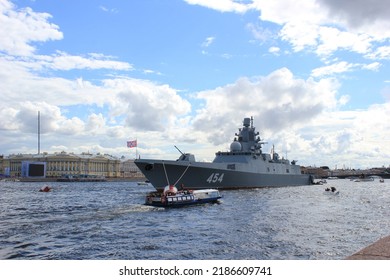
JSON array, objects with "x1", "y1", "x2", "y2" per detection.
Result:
[{"x1": 0, "y1": 152, "x2": 142, "y2": 179}]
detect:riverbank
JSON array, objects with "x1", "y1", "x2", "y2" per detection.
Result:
[
  {"x1": 11, "y1": 177, "x2": 146, "y2": 183},
  {"x1": 346, "y1": 235, "x2": 390, "y2": 260}
]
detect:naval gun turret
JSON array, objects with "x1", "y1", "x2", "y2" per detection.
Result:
[{"x1": 175, "y1": 145, "x2": 196, "y2": 162}]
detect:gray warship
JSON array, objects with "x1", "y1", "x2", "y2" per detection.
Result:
[{"x1": 135, "y1": 117, "x2": 313, "y2": 191}]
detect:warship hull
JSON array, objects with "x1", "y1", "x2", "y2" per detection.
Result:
[{"x1": 134, "y1": 159, "x2": 312, "y2": 191}]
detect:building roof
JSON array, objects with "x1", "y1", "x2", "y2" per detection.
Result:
[{"x1": 6, "y1": 151, "x2": 120, "y2": 161}]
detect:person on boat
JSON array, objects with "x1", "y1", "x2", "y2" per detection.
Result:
[
  {"x1": 163, "y1": 184, "x2": 178, "y2": 196},
  {"x1": 39, "y1": 186, "x2": 51, "y2": 192},
  {"x1": 179, "y1": 183, "x2": 193, "y2": 194}
]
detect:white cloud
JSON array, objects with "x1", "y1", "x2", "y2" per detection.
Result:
[
  {"x1": 268, "y1": 46, "x2": 280, "y2": 55},
  {"x1": 0, "y1": 1, "x2": 130, "y2": 72},
  {"x1": 318, "y1": 0, "x2": 390, "y2": 40},
  {"x1": 311, "y1": 61, "x2": 358, "y2": 78},
  {"x1": 99, "y1": 5, "x2": 118, "y2": 14},
  {"x1": 311, "y1": 61, "x2": 382, "y2": 77},
  {"x1": 362, "y1": 62, "x2": 381, "y2": 71},
  {"x1": 365, "y1": 46, "x2": 390, "y2": 60},
  {"x1": 201, "y1": 36, "x2": 215, "y2": 48},
  {"x1": 302, "y1": 103, "x2": 390, "y2": 167},
  {"x1": 246, "y1": 23, "x2": 275, "y2": 43},
  {"x1": 35, "y1": 51, "x2": 133, "y2": 71},
  {"x1": 181, "y1": 0, "x2": 390, "y2": 65},
  {"x1": 187, "y1": 0, "x2": 390, "y2": 60},
  {"x1": 104, "y1": 78, "x2": 191, "y2": 132},
  {"x1": 192, "y1": 68, "x2": 340, "y2": 146},
  {"x1": 252, "y1": 0, "x2": 325, "y2": 25},
  {"x1": 315, "y1": 26, "x2": 372, "y2": 57},
  {"x1": 0, "y1": 0, "x2": 63, "y2": 56},
  {"x1": 182, "y1": 67, "x2": 390, "y2": 167},
  {"x1": 184, "y1": 0, "x2": 250, "y2": 13}
]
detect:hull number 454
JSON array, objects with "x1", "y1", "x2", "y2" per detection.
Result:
[{"x1": 206, "y1": 173, "x2": 224, "y2": 183}]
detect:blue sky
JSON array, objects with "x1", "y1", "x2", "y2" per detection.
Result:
[{"x1": 1, "y1": 0, "x2": 389, "y2": 168}]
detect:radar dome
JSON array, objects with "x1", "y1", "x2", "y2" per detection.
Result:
[{"x1": 230, "y1": 141, "x2": 242, "y2": 152}]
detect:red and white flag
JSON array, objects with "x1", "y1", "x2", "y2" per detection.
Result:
[{"x1": 127, "y1": 140, "x2": 137, "y2": 148}]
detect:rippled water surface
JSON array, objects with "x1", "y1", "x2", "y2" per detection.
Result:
[{"x1": 1, "y1": 179, "x2": 389, "y2": 259}]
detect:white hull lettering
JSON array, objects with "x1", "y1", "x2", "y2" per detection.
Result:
[{"x1": 206, "y1": 173, "x2": 224, "y2": 183}]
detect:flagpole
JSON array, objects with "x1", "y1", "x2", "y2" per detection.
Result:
[
  {"x1": 136, "y1": 138, "x2": 138, "y2": 159},
  {"x1": 127, "y1": 139, "x2": 138, "y2": 159}
]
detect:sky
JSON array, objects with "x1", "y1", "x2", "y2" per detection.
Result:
[{"x1": 1, "y1": 0, "x2": 389, "y2": 169}]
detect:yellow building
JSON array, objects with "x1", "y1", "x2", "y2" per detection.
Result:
[{"x1": 1, "y1": 152, "x2": 122, "y2": 179}]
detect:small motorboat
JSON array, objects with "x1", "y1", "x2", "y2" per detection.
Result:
[
  {"x1": 313, "y1": 179, "x2": 327, "y2": 185},
  {"x1": 137, "y1": 181, "x2": 150, "y2": 186},
  {"x1": 354, "y1": 174, "x2": 374, "y2": 182},
  {"x1": 145, "y1": 185, "x2": 222, "y2": 208},
  {"x1": 324, "y1": 187, "x2": 339, "y2": 195},
  {"x1": 39, "y1": 186, "x2": 52, "y2": 192}
]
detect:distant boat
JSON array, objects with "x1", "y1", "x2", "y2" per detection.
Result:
[
  {"x1": 39, "y1": 186, "x2": 52, "y2": 192},
  {"x1": 324, "y1": 187, "x2": 339, "y2": 195},
  {"x1": 135, "y1": 117, "x2": 313, "y2": 191},
  {"x1": 353, "y1": 174, "x2": 374, "y2": 182},
  {"x1": 137, "y1": 180, "x2": 150, "y2": 186},
  {"x1": 57, "y1": 174, "x2": 106, "y2": 182},
  {"x1": 0, "y1": 178, "x2": 20, "y2": 182},
  {"x1": 313, "y1": 179, "x2": 327, "y2": 185}
]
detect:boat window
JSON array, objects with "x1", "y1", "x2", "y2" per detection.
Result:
[
  {"x1": 286, "y1": 169, "x2": 290, "y2": 173},
  {"x1": 227, "y1": 164, "x2": 235, "y2": 170}
]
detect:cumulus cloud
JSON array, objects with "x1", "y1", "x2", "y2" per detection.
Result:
[
  {"x1": 192, "y1": 68, "x2": 340, "y2": 145},
  {"x1": 0, "y1": 0, "x2": 63, "y2": 56},
  {"x1": 300, "y1": 103, "x2": 390, "y2": 167},
  {"x1": 103, "y1": 78, "x2": 191, "y2": 131},
  {"x1": 0, "y1": 56, "x2": 100, "y2": 106},
  {"x1": 263, "y1": 0, "x2": 389, "y2": 59},
  {"x1": 318, "y1": 0, "x2": 390, "y2": 38},
  {"x1": 187, "y1": 0, "x2": 390, "y2": 60}
]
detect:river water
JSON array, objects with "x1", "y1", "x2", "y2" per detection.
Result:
[{"x1": 1, "y1": 179, "x2": 389, "y2": 260}]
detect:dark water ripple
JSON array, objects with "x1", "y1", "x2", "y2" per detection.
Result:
[{"x1": 1, "y1": 179, "x2": 390, "y2": 259}]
